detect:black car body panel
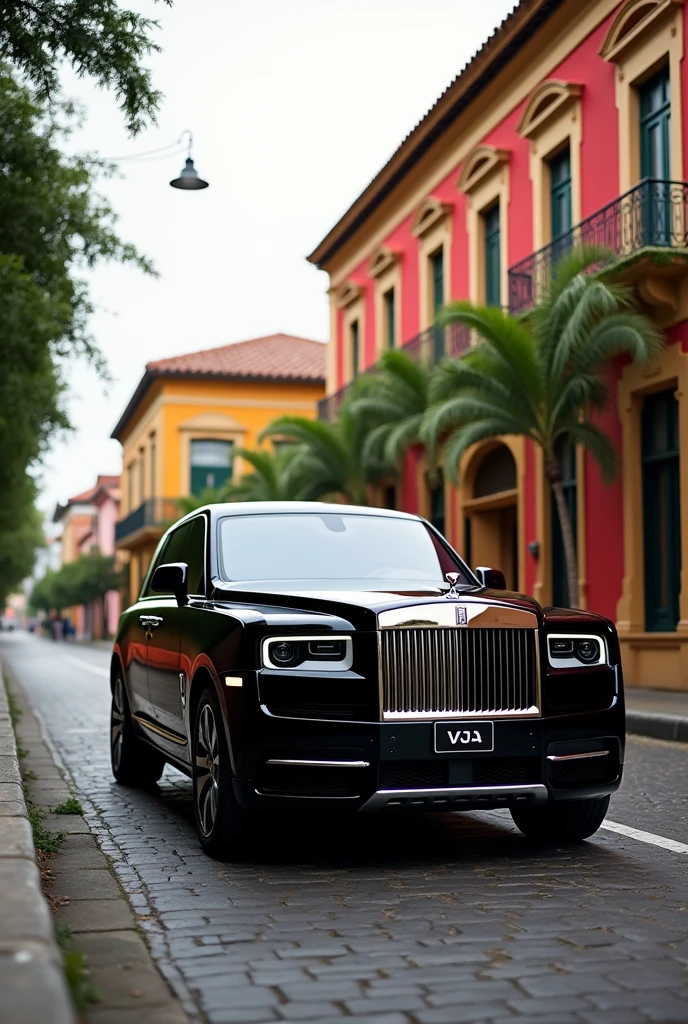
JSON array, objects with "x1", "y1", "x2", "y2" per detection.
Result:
[{"x1": 112, "y1": 502, "x2": 625, "y2": 816}]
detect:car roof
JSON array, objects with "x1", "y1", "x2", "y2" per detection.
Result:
[{"x1": 178, "y1": 501, "x2": 424, "y2": 526}]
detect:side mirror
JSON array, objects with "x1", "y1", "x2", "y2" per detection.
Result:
[
  {"x1": 151, "y1": 562, "x2": 189, "y2": 607},
  {"x1": 475, "y1": 566, "x2": 507, "y2": 590}
]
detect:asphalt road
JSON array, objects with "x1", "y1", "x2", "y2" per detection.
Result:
[{"x1": 2, "y1": 631, "x2": 688, "y2": 1024}]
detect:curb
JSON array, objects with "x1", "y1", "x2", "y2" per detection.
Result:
[
  {"x1": 0, "y1": 662, "x2": 74, "y2": 1024},
  {"x1": 626, "y1": 709, "x2": 688, "y2": 743}
]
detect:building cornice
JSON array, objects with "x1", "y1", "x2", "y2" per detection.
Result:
[{"x1": 307, "y1": 0, "x2": 567, "y2": 270}]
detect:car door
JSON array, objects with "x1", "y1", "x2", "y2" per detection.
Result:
[
  {"x1": 124, "y1": 536, "x2": 170, "y2": 717},
  {"x1": 145, "y1": 522, "x2": 191, "y2": 739}
]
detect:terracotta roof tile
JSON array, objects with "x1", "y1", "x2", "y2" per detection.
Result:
[{"x1": 147, "y1": 333, "x2": 326, "y2": 382}]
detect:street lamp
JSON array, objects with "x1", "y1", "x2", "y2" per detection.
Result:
[{"x1": 170, "y1": 131, "x2": 209, "y2": 191}]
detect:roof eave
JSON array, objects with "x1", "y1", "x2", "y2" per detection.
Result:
[
  {"x1": 111, "y1": 369, "x2": 326, "y2": 442},
  {"x1": 307, "y1": 0, "x2": 565, "y2": 270}
]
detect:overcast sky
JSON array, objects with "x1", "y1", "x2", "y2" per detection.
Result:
[{"x1": 41, "y1": 0, "x2": 516, "y2": 520}]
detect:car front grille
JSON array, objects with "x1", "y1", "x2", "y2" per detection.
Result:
[{"x1": 379, "y1": 627, "x2": 539, "y2": 719}]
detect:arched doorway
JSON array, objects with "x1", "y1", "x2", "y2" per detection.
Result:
[{"x1": 463, "y1": 444, "x2": 518, "y2": 589}]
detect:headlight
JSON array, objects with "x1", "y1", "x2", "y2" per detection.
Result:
[
  {"x1": 547, "y1": 634, "x2": 606, "y2": 668},
  {"x1": 263, "y1": 635, "x2": 353, "y2": 671},
  {"x1": 270, "y1": 641, "x2": 302, "y2": 667}
]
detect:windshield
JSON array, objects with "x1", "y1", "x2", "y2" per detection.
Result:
[{"x1": 218, "y1": 512, "x2": 468, "y2": 585}]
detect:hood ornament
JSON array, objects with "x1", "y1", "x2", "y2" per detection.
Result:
[{"x1": 445, "y1": 572, "x2": 461, "y2": 599}]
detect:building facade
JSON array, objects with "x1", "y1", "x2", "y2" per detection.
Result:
[
  {"x1": 308, "y1": 0, "x2": 688, "y2": 690},
  {"x1": 53, "y1": 474, "x2": 121, "y2": 638},
  {"x1": 112, "y1": 333, "x2": 326, "y2": 604}
]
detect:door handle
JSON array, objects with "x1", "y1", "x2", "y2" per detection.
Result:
[{"x1": 139, "y1": 615, "x2": 163, "y2": 629}]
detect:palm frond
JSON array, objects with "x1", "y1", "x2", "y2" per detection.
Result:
[
  {"x1": 559, "y1": 421, "x2": 618, "y2": 482},
  {"x1": 440, "y1": 420, "x2": 517, "y2": 485}
]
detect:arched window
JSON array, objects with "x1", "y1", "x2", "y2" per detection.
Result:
[{"x1": 473, "y1": 445, "x2": 516, "y2": 497}]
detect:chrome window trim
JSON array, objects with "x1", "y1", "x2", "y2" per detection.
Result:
[
  {"x1": 547, "y1": 633, "x2": 608, "y2": 669},
  {"x1": 261, "y1": 635, "x2": 353, "y2": 672}
]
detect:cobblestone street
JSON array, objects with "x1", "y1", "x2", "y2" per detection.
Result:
[{"x1": 3, "y1": 632, "x2": 688, "y2": 1024}]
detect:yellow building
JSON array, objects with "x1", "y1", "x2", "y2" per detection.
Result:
[{"x1": 112, "y1": 333, "x2": 326, "y2": 603}]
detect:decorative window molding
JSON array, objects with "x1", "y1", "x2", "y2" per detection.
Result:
[
  {"x1": 342, "y1": 297, "x2": 365, "y2": 384},
  {"x1": 335, "y1": 280, "x2": 361, "y2": 309},
  {"x1": 368, "y1": 246, "x2": 399, "y2": 279},
  {"x1": 517, "y1": 81, "x2": 583, "y2": 139},
  {"x1": 602, "y1": 0, "x2": 684, "y2": 190},
  {"x1": 616, "y1": 343, "x2": 688, "y2": 642},
  {"x1": 410, "y1": 197, "x2": 452, "y2": 239},
  {"x1": 417, "y1": 213, "x2": 452, "y2": 330},
  {"x1": 599, "y1": 0, "x2": 685, "y2": 64},
  {"x1": 178, "y1": 412, "x2": 247, "y2": 494},
  {"x1": 370, "y1": 249, "x2": 402, "y2": 355},
  {"x1": 457, "y1": 145, "x2": 510, "y2": 195},
  {"x1": 459, "y1": 150, "x2": 510, "y2": 305},
  {"x1": 519, "y1": 82, "x2": 583, "y2": 251}
]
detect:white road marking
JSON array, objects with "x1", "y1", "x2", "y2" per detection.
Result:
[
  {"x1": 62, "y1": 654, "x2": 110, "y2": 679},
  {"x1": 602, "y1": 819, "x2": 688, "y2": 854}
]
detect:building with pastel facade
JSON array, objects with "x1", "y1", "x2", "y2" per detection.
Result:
[
  {"x1": 112, "y1": 333, "x2": 326, "y2": 605},
  {"x1": 308, "y1": 0, "x2": 688, "y2": 690}
]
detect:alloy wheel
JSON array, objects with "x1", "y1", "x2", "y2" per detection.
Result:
[
  {"x1": 195, "y1": 703, "x2": 220, "y2": 837},
  {"x1": 111, "y1": 677, "x2": 125, "y2": 771}
]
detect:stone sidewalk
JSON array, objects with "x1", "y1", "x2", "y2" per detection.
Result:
[
  {"x1": 625, "y1": 687, "x2": 688, "y2": 743},
  {"x1": 0, "y1": 663, "x2": 73, "y2": 1024},
  {"x1": 2, "y1": 660, "x2": 188, "y2": 1024}
]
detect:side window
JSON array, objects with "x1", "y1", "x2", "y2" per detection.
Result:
[
  {"x1": 142, "y1": 524, "x2": 190, "y2": 597},
  {"x1": 185, "y1": 517, "x2": 207, "y2": 595},
  {"x1": 140, "y1": 536, "x2": 170, "y2": 598}
]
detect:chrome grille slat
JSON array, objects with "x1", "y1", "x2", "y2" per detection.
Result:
[{"x1": 380, "y1": 628, "x2": 538, "y2": 719}]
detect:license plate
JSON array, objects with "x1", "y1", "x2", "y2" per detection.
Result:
[{"x1": 434, "y1": 721, "x2": 494, "y2": 753}]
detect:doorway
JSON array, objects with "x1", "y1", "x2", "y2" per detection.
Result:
[{"x1": 463, "y1": 444, "x2": 518, "y2": 590}]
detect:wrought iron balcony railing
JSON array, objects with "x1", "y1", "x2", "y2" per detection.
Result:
[
  {"x1": 114, "y1": 498, "x2": 180, "y2": 544},
  {"x1": 508, "y1": 178, "x2": 688, "y2": 314},
  {"x1": 317, "y1": 322, "x2": 471, "y2": 422}
]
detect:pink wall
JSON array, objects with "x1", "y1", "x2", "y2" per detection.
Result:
[
  {"x1": 327, "y1": 3, "x2": 688, "y2": 614},
  {"x1": 97, "y1": 496, "x2": 118, "y2": 556}
]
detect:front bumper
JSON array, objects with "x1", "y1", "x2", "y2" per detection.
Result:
[{"x1": 229, "y1": 699, "x2": 625, "y2": 814}]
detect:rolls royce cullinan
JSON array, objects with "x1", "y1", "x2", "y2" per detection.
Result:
[{"x1": 110, "y1": 502, "x2": 624, "y2": 858}]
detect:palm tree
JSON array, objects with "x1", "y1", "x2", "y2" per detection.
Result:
[
  {"x1": 347, "y1": 348, "x2": 434, "y2": 470},
  {"x1": 222, "y1": 447, "x2": 302, "y2": 502},
  {"x1": 175, "y1": 487, "x2": 225, "y2": 517},
  {"x1": 423, "y1": 247, "x2": 663, "y2": 607},
  {"x1": 260, "y1": 404, "x2": 391, "y2": 505}
]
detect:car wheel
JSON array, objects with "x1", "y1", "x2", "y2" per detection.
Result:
[
  {"x1": 510, "y1": 795, "x2": 610, "y2": 843},
  {"x1": 193, "y1": 686, "x2": 251, "y2": 860},
  {"x1": 110, "y1": 674, "x2": 165, "y2": 786}
]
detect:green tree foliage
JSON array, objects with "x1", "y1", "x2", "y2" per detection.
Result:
[
  {"x1": 30, "y1": 551, "x2": 120, "y2": 625},
  {"x1": 224, "y1": 447, "x2": 304, "y2": 502},
  {"x1": 0, "y1": 0, "x2": 172, "y2": 135},
  {"x1": 424, "y1": 248, "x2": 662, "y2": 606},
  {"x1": 347, "y1": 349, "x2": 434, "y2": 469},
  {"x1": 260, "y1": 408, "x2": 392, "y2": 505},
  {"x1": 0, "y1": 68, "x2": 153, "y2": 603}
]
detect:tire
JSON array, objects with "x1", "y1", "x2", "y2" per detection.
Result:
[
  {"x1": 510, "y1": 795, "x2": 610, "y2": 843},
  {"x1": 110, "y1": 673, "x2": 165, "y2": 786},
  {"x1": 192, "y1": 686, "x2": 253, "y2": 860}
]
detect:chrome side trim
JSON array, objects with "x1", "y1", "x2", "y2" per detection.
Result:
[
  {"x1": 547, "y1": 750, "x2": 610, "y2": 761},
  {"x1": 266, "y1": 759, "x2": 370, "y2": 768},
  {"x1": 132, "y1": 713, "x2": 187, "y2": 746},
  {"x1": 360, "y1": 783, "x2": 548, "y2": 812},
  {"x1": 378, "y1": 602, "x2": 538, "y2": 630},
  {"x1": 254, "y1": 790, "x2": 360, "y2": 801}
]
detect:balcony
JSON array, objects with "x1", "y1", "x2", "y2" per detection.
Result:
[
  {"x1": 508, "y1": 179, "x2": 688, "y2": 315},
  {"x1": 114, "y1": 498, "x2": 180, "y2": 546},
  {"x1": 318, "y1": 322, "x2": 471, "y2": 422}
]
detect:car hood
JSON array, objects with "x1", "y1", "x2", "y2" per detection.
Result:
[{"x1": 210, "y1": 577, "x2": 562, "y2": 631}]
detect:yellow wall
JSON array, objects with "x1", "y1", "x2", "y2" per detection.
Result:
[{"x1": 118, "y1": 377, "x2": 324, "y2": 515}]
